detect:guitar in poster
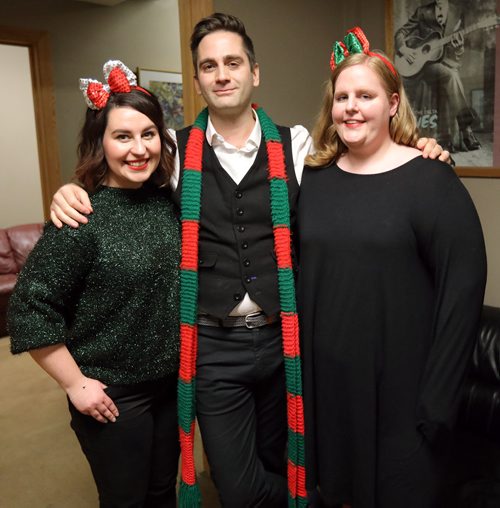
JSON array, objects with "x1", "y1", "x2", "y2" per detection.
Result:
[{"x1": 393, "y1": 0, "x2": 498, "y2": 167}]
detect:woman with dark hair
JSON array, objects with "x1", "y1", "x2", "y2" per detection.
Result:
[
  {"x1": 298, "y1": 29, "x2": 486, "y2": 508},
  {"x1": 8, "y1": 60, "x2": 180, "y2": 508}
]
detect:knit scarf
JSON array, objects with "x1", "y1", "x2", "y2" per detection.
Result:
[{"x1": 177, "y1": 106, "x2": 306, "y2": 508}]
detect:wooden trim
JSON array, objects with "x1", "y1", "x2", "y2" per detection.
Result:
[
  {"x1": 177, "y1": 0, "x2": 213, "y2": 475},
  {"x1": 384, "y1": 0, "x2": 394, "y2": 57},
  {"x1": 178, "y1": 0, "x2": 213, "y2": 125},
  {"x1": 0, "y1": 26, "x2": 61, "y2": 219},
  {"x1": 455, "y1": 167, "x2": 500, "y2": 178}
]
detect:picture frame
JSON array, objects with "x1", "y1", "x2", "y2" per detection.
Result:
[
  {"x1": 385, "y1": 0, "x2": 500, "y2": 177},
  {"x1": 137, "y1": 68, "x2": 184, "y2": 130}
]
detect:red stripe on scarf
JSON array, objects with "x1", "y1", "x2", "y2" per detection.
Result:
[
  {"x1": 180, "y1": 220, "x2": 200, "y2": 270},
  {"x1": 287, "y1": 460, "x2": 307, "y2": 498},
  {"x1": 179, "y1": 423, "x2": 197, "y2": 485},
  {"x1": 273, "y1": 226, "x2": 293, "y2": 268},
  {"x1": 184, "y1": 128, "x2": 205, "y2": 171},
  {"x1": 266, "y1": 141, "x2": 287, "y2": 180},
  {"x1": 179, "y1": 324, "x2": 197, "y2": 382},
  {"x1": 287, "y1": 394, "x2": 305, "y2": 434},
  {"x1": 281, "y1": 313, "x2": 300, "y2": 357}
]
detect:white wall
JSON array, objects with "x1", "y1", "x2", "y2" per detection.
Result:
[{"x1": 0, "y1": 44, "x2": 44, "y2": 227}]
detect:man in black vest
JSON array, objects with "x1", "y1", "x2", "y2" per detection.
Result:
[
  {"x1": 50, "y1": 13, "x2": 449, "y2": 507},
  {"x1": 172, "y1": 14, "x2": 307, "y2": 507}
]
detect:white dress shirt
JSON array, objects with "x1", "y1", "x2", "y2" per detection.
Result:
[{"x1": 168, "y1": 114, "x2": 312, "y2": 316}]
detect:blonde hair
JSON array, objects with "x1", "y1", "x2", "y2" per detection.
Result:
[{"x1": 306, "y1": 52, "x2": 419, "y2": 168}]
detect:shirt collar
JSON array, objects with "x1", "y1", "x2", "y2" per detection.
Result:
[{"x1": 205, "y1": 110, "x2": 262, "y2": 152}]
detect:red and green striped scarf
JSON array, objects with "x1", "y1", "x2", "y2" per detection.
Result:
[{"x1": 177, "y1": 105, "x2": 307, "y2": 508}]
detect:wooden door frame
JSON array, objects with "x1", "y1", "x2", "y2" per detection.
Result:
[
  {"x1": 178, "y1": 0, "x2": 214, "y2": 125},
  {"x1": 0, "y1": 26, "x2": 61, "y2": 219}
]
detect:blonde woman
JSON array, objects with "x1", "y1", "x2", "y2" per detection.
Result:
[{"x1": 298, "y1": 28, "x2": 486, "y2": 508}]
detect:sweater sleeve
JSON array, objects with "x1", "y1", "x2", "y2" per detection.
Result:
[
  {"x1": 8, "y1": 223, "x2": 94, "y2": 354},
  {"x1": 416, "y1": 173, "x2": 487, "y2": 444}
]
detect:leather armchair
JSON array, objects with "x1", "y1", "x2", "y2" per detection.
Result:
[
  {"x1": 460, "y1": 305, "x2": 500, "y2": 439},
  {"x1": 0, "y1": 223, "x2": 43, "y2": 337},
  {"x1": 444, "y1": 305, "x2": 500, "y2": 507}
]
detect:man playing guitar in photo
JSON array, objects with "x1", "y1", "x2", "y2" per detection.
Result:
[{"x1": 395, "y1": 0, "x2": 481, "y2": 153}]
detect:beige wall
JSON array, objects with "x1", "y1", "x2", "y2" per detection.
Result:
[
  {"x1": 0, "y1": 0, "x2": 180, "y2": 182},
  {"x1": 463, "y1": 179, "x2": 500, "y2": 307},
  {"x1": 214, "y1": 0, "x2": 386, "y2": 130},
  {"x1": 0, "y1": 44, "x2": 44, "y2": 227}
]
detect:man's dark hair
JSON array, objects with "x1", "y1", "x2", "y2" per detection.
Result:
[{"x1": 190, "y1": 12, "x2": 257, "y2": 73}]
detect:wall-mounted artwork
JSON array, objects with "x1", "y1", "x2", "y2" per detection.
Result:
[{"x1": 138, "y1": 68, "x2": 184, "y2": 130}]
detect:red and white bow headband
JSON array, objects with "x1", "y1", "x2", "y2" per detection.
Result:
[{"x1": 79, "y1": 60, "x2": 149, "y2": 110}]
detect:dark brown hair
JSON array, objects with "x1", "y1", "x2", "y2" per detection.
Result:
[
  {"x1": 73, "y1": 89, "x2": 176, "y2": 192},
  {"x1": 190, "y1": 12, "x2": 256, "y2": 73}
]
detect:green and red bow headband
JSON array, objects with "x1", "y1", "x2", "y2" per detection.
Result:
[
  {"x1": 329, "y1": 26, "x2": 396, "y2": 76},
  {"x1": 79, "y1": 59, "x2": 151, "y2": 110}
]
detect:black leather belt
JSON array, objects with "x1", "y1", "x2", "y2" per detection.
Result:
[{"x1": 197, "y1": 311, "x2": 279, "y2": 329}]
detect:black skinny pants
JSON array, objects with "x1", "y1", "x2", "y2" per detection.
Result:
[
  {"x1": 68, "y1": 375, "x2": 179, "y2": 508},
  {"x1": 196, "y1": 321, "x2": 288, "y2": 508}
]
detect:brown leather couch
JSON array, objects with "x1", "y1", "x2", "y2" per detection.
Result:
[{"x1": 0, "y1": 223, "x2": 43, "y2": 337}]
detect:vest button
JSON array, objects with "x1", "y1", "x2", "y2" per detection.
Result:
[
  {"x1": 243, "y1": 259, "x2": 250, "y2": 267},
  {"x1": 199, "y1": 259, "x2": 204, "y2": 265},
  {"x1": 242, "y1": 242, "x2": 249, "y2": 249},
  {"x1": 235, "y1": 191, "x2": 243, "y2": 199},
  {"x1": 233, "y1": 293, "x2": 242, "y2": 301},
  {"x1": 245, "y1": 276, "x2": 252, "y2": 283},
  {"x1": 236, "y1": 208, "x2": 244, "y2": 216},
  {"x1": 238, "y1": 225, "x2": 246, "y2": 233}
]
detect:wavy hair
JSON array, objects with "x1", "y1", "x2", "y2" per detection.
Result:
[
  {"x1": 306, "y1": 51, "x2": 419, "y2": 168},
  {"x1": 73, "y1": 89, "x2": 176, "y2": 192}
]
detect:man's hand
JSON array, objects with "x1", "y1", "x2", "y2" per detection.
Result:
[
  {"x1": 66, "y1": 376, "x2": 119, "y2": 424},
  {"x1": 416, "y1": 137, "x2": 451, "y2": 164},
  {"x1": 451, "y1": 31, "x2": 464, "y2": 49},
  {"x1": 50, "y1": 184, "x2": 92, "y2": 228},
  {"x1": 399, "y1": 44, "x2": 417, "y2": 64}
]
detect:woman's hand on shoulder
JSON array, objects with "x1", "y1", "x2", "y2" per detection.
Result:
[
  {"x1": 416, "y1": 137, "x2": 451, "y2": 164},
  {"x1": 50, "y1": 184, "x2": 93, "y2": 229},
  {"x1": 66, "y1": 376, "x2": 119, "y2": 424}
]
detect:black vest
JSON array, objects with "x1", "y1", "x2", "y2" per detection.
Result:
[{"x1": 175, "y1": 124, "x2": 299, "y2": 318}]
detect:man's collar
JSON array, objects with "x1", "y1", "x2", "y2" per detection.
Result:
[{"x1": 205, "y1": 109, "x2": 262, "y2": 150}]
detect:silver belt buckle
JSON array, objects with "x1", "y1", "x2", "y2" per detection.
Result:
[{"x1": 244, "y1": 311, "x2": 262, "y2": 329}]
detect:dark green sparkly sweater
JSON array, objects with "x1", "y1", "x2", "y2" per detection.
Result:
[{"x1": 8, "y1": 186, "x2": 180, "y2": 385}]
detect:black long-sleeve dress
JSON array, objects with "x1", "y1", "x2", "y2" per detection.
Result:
[{"x1": 297, "y1": 156, "x2": 487, "y2": 508}]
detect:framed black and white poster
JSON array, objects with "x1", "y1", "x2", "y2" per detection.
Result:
[{"x1": 386, "y1": 0, "x2": 500, "y2": 176}]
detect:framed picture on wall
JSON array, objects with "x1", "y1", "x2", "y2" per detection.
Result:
[
  {"x1": 385, "y1": 0, "x2": 500, "y2": 177},
  {"x1": 137, "y1": 68, "x2": 184, "y2": 130}
]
